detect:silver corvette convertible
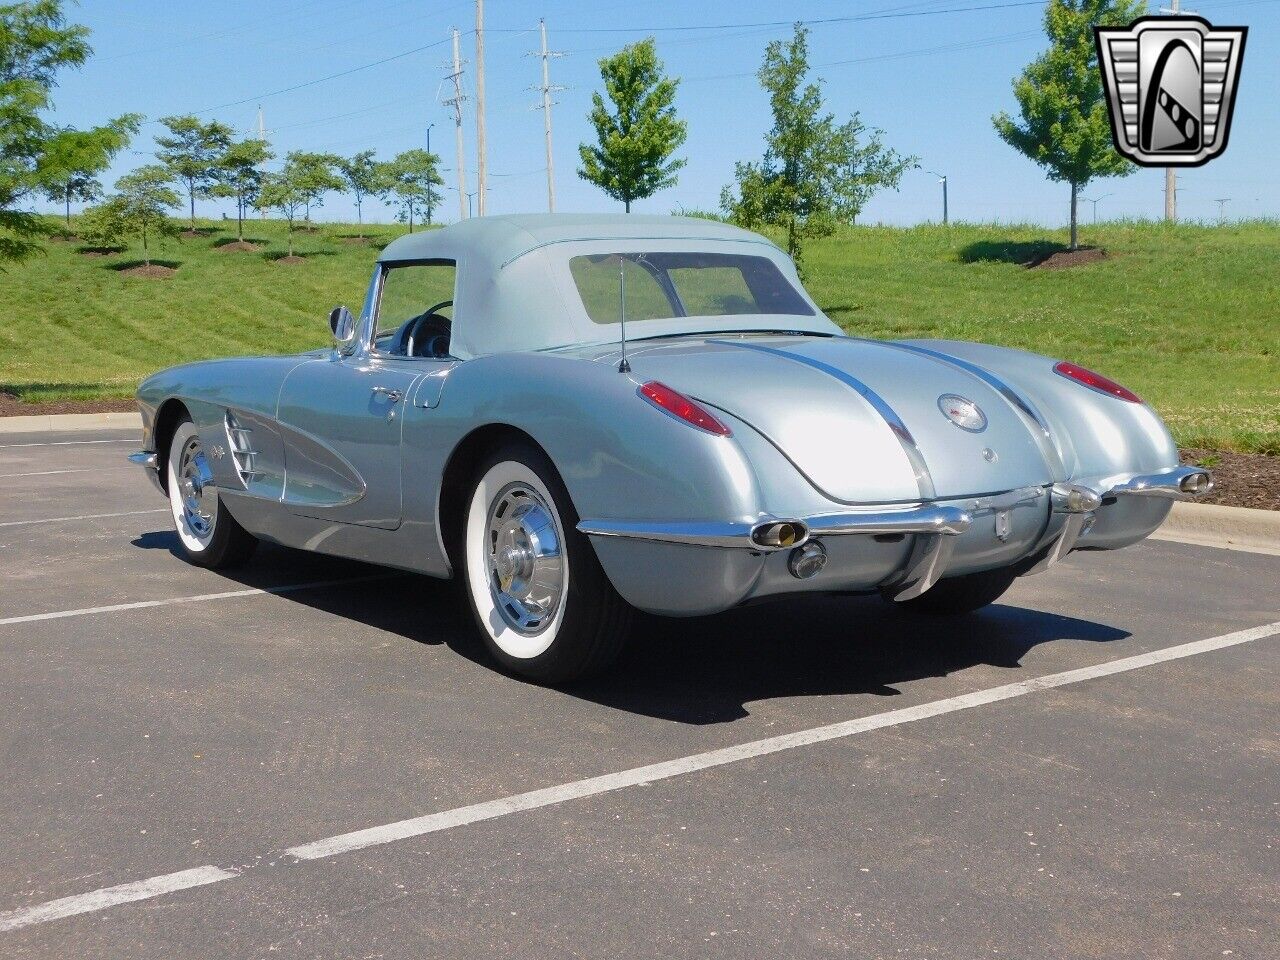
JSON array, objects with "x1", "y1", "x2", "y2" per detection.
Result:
[{"x1": 130, "y1": 214, "x2": 1211, "y2": 681}]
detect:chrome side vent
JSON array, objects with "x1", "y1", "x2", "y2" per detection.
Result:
[{"x1": 225, "y1": 411, "x2": 261, "y2": 486}]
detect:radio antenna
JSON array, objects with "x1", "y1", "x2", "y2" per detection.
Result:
[{"x1": 617, "y1": 254, "x2": 631, "y2": 373}]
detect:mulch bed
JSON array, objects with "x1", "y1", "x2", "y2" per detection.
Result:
[
  {"x1": 118, "y1": 264, "x2": 177, "y2": 278},
  {"x1": 1180, "y1": 448, "x2": 1279, "y2": 512},
  {"x1": 1, "y1": 393, "x2": 135, "y2": 416},
  {"x1": 1028, "y1": 247, "x2": 1106, "y2": 270},
  {"x1": 77, "y1": 247, "x2": 122, "y2": 258},
  {"x1": 215, "y1": 240, "x2": 262, "y2": 252},
  {"x1": 273, "y1": 255, "x2": 306, "y2": 265},
  {"x1": 338, "y1": 236, "x2": 371, "y2": 245}
]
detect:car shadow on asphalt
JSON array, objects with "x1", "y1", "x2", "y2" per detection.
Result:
[{"x1": 132, "y1": 534, "x2": 1131, "y2": 726}]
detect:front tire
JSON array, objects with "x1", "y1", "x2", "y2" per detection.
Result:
[
  {"x1": 166, "y1": 420, "x2": 257, "y2": 569},
  {"x1": 461, "y1": 442, "x2": 631, "y2": 683},
  {"x1": 894, "y1": 567, "x2": 1017, "y2": 615}
]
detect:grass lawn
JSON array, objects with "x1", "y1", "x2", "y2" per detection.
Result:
[{"x1": 2, "y1": 217, "x2": 1276, "y2": 454}]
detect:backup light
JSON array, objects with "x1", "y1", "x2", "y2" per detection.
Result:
[
  {"x1": 1053, "y1": 361, "x2": 1142, "y2": 403},
  {"x1": 638, "y1": 381, "x2": 732, "y2": 436}
]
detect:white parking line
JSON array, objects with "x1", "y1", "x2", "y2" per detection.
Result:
[
  {"x1": 0, "y1": 468, "x2": 99, "y2": 479},
  {"x1": 0, "y1": 574, "x2": 398, "y2": 627},
  {"x1": 2, "y1": 619, "x2": 1277, "y2": 933},
  {"x1": 0, "y1": 508, "x2": 167, "y2": 528},
  {"x1": 0, "y1": 867, "x2": 236, "y2": 933},
  {"x1": 0, "y1": 438, "x2": 136, "y2": 448}
]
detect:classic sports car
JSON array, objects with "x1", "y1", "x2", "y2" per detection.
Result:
[{"x1": 130, "y1": 214, "x2": 1211, "y2": 681}]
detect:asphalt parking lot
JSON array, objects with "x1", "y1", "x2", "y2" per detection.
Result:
[{"x1": 1, "y1": 428, "x2": 1277, "y2": 959}]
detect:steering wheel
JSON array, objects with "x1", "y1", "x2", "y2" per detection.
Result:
[{"x1": 403, "y1": 300, "x2": 454, "y2": 358}]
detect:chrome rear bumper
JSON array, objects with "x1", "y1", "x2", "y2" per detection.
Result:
[{"x1": 579, "y1": 466, "x2": 1213, "y2": 604}]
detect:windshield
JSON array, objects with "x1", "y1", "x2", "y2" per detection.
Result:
[{"x1": 569, "y1": 252, "x2": 814, "y2": 324}]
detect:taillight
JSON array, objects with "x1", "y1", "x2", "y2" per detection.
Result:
[
  {"x1": 638, "y1": 381, "x2": 732, "y2": 436},
  {"x1": 1053, "y1": 361, "x2": 1142, "y2": 403}
]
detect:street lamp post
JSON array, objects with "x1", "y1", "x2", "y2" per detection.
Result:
[
  {"x1": 425, "y1": 122, "x2": 436, "y2": 225},
  {"x1": 926, "y1": 170, "x2": 948, "y2": 225},
  {"x1": 1081, "y1": 193, "x2": 1111, "y2": 223}
]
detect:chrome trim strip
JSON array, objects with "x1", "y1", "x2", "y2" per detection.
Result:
[
  {"x1": 578, "y1": 506, "x2": 972, "y2": 551},
  {"x1": 707, "y1": 338, "x2": 936, "y2": 500},
  {"x1": 880, "y1": 340, "x2": 1068, "y2": 480},
  {"x1": 576, "y1": 519, "x2": 761, "y2": 549}
]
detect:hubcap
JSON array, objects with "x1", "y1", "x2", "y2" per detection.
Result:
[
  {"x1": 177, "y1": 436, "x2": 216, "y2": 539},
  {"x1": 485, "y1": 483, "x2": 564, "y2": 635}
]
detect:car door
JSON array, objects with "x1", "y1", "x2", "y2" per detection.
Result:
[
  {"x1": 276, "y1": 354, "x2": 423, "y2": 529},
  {"x1": 275, "y1": 258, "x2": 458, "y2": 531}
]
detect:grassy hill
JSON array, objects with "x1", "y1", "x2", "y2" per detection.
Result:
[{"x1": 2, "y1": 217, "x2": 1276, "y2": 454}]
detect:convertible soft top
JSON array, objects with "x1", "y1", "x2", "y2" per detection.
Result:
[{"x1": 375, "y1": 214, "x2": 837, "y2": 358}]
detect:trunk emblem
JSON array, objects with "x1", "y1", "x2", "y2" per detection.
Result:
[{"x1": 938, "y1": 394, "x2": 988, "y2": 432}]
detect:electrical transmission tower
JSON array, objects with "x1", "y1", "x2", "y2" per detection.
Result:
[
  {"x1": 443, "y1": 29, "x2": 469, "y2": 221},
  {"x1": 528, "y1": 19, "x2": 564, "y2": 212}
]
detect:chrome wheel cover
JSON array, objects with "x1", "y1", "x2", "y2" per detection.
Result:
[
  {"x1": 485, "y1": 483, "x2": 564, "y2": 635},
  {"x1": 176, "y1": 435, "x2": 216, "y2": 540}
]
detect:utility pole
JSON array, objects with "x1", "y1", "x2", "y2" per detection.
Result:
[
  {"x1": 474, "y1": 0, "x2": 487, "y2": 216},
  {"x1": 530, "y1": 19, "x2": 564, "y2": 212},
  {"x1": 1158, "y1": 0, "x2": 1192, "y2": 221},
  {"x1": 926, "y1": 170, "x2": 948, "y2": 225},
  {"x1": 444, "y1": 29, "x2": 468, "y2": 220},
  {"x1": 426, "y1": 122, "x2": 435, "y2": 225},
  {"x1": 257, "y1": 105, "x2": 269, "y2": 220}
]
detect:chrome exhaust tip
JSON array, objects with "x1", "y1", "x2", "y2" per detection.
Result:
[
  {"x1": 751, "y1": 520, "x2": 808, "y2": 549},
  {"x1": 1179, "y1": 471, "x2": 1213, "y2": 496}
]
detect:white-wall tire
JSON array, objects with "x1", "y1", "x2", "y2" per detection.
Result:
[
  {"x1": 461, "y1": 442, "x2": 631, "y2": 682},
  {"x1": 165, "y1": 419, "x2": 257, "y2": 569}
]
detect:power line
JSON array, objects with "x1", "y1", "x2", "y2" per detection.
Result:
[{"x1": 485, "y1": 0, "x2": 1050, "y2": 35}]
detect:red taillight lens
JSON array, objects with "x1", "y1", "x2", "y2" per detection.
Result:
[
  {"x1": 1053, "y1": 361, "x2": 1142, "y2": 403},
  {"x1": 639, "y1": 381, "x2": 732, "y2": 436}
]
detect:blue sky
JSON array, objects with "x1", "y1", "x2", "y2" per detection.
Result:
[{"x1": 38, "y1": 0, "x2": 1280, "y2": 226}]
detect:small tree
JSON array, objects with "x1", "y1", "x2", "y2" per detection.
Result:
[
  {"x1": 993, "y1": 0, "x2": 1143, "y2": 249},
  {"x1": 282, "y1": 151, "x2": 342, "y2": 224},
  {"x1": 383, "y1": 149, "x2": 444, "y2": 233},
  {"x1": 577, "y1": 37, "x2": 687, "y2": 213},
  {"x1": 1, "y1": 0, "x2": 138, "y2": 262},
  {"x1": 81, "y1": 165, "x2": 180, "y2": 265},
  {"x1": 338, "y1": 149, "x2": 381, "y2": 237},
  {"x1": 155, "y1": 115, "x2": 234, "y2": 230},
  {"x1": 256, "y1": 169, "x2": 306, "y2": 256},
  {"x1": 211, "y1": 137, "x2": 272, "y2": 241},
  {"x1": 721, "y1": 24, "x2": 916, "y2": 270}
]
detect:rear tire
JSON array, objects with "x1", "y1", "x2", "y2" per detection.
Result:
[
  {"x1": 166, "y1": 419, "x2": 257, "y2": 569},
  {"x1": 894, "y1": 567, "x2": 1017, "y2": 615},
  {"x1": 461, "y1": 441, "x2": 631, "y2": 683}
]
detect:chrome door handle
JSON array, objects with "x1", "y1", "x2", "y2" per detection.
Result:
[{"x1": 372, "y1": 386, "x2": 402, "y2": 402}]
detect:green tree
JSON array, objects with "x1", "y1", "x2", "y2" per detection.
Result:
[
  {"x1": 257, "y1": 166, "x2": 308, "y2": 256},
  {"x1": 721, "y1": 24, "x2": 916, "y2": 270},
  {"x1": 80, "y1": 164, "x2": 180, "y2": 265},
  {"x1": 993, "y1": 0, "x2": 1143, "y2": 249},
  {"x1": 210, "y1": 137, "x2": 272, "y2": 241},
  {"x1": 155, "y1": 114, "x2": 234, "y2": 230},
  {"x1": 577, "y1": 37, "x2": 686, "y2": 213},
  {"x1": 338, "y1": 149, "x2": 381, "y2": 237},
  {"x1": 283, "y1": 150, "x2": 342, "y2": 224},
  {"x1": 383, "y1": 148, "x2": 443, "y2": 233},
  {"x1": 1, "y1": 0, "x2": 138, "y2": 262}
]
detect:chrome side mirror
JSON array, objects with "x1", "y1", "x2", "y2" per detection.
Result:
[{"x1": 329, "y1": 305, "x2": 356, "y2": 346}]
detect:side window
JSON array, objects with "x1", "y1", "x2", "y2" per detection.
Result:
[{"x1": 374, "y1": 261, "x2": 457, "y2": 349}]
